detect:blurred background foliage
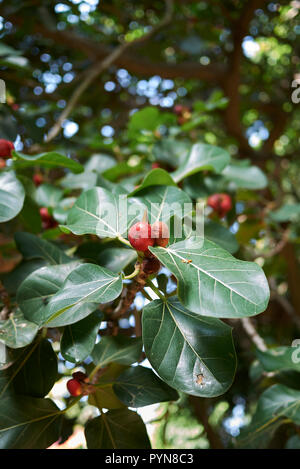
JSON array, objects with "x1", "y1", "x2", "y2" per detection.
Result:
[{"x1": 0, "y1": 0, "x2": 300, "y2": 449}]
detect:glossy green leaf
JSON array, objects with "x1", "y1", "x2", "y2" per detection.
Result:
[
  {"x1": 43, "y1": 264, "x2": 122, "y2": 327},
  {"x1": 17, "y1": 262, "x2": 80, "y2": 327},
  {"x1": 131, "y1": 185, "x2": 192, "y2": 224},
  {"x1": 238, "y1": 384, "x2": 300, "y2": 449},
  {"x1": 114, "y1": 366, "x2": 179, "y2": 407},
  {"x1": 12, "y1": 338, "x2": 58, "y2": 398},
  {"x1": 84, "y1": 153, "x2": 116, "y2": 173},
  {"x1": 85, "y1": 408, "x2": 151, "y2": 449},
  {"x1": 62, "y1": 187, "x2": 139, "y2": 238},
  {"x1": 12, "y1": 150, "x2": 83, "y2": 173},
  {"x1": 52, "y1": 197, "x2": 76, "y2": 224},
  {"x1": 256, "y1": 346, "x2": 300, "y2": 372},
  {"x1": 60, "y1": 170, "x2": 98, "y2": 190},
  {"x1": 143, "y1": 298, "x2": 236, "y2": 397},
  {"x1": 204, "y1": 220, "x2": 239, "y2": 254},
  {"x1": 129, "y1": 168, "x2": 177, "y2": 196},
  {"x1": 97, "y1": 247, "x2": 137, "y2": 273},
  {"x1": 149, "y1": 237, "x2": 270, "y2": 318},
  {"x1": 91, "y1": 336, "x2": 142, "y2": 368},
  {"x1": 34, "y1": 183, "x2": 63, "y2": 208},
  {"x1": 0, "y1": 395, "x2": 61, "y2": 449},
  {"x1": 222, "y1": 164, "x2": 268, "y2": 189},
  {"x1": 0, "y1": 171, "x2": 25, "y2": 222},
  {"x1": 14, "y1": 232, "x2": 72, "y2": 265},
  {"x1": 61, "y1": 311, "x2": 103, "y2": 363},
  {"x1": 171, "y1": 143, "x2": 230, "y2": 183},
  {"x1": 0, "y1": 309, "x2": 38, "y2": 349}
]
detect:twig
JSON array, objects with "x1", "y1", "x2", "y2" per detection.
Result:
[
  {"x1": 45, "y1": 0, "x2": 174, "y2": 143},
  {"x1": 240, "y1": 317, "x2": 267, "y2": 352}
]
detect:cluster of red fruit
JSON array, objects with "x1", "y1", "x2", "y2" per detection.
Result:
[
  {"x1": 207, "y1": 193, "x2": 232, "y2": 219},
  {"x1": 0, "y1": 139, "x2": 15, "y2": 168},
  {"x1": 128, "y1": 220, "x2": 169, "y2": 275},
  {"x1": 67, "y1": 371, "x2": 89, "y2": 396}
]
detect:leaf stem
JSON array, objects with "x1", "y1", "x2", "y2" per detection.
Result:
[
  {"x1": 146, "y1": 279, "x2": 165, "y2": 301},
  {"x1": 118, "y1": 235, "x2": 132, "y2": 248},
  {"x1": 124, "y1": 264, "x2": 140, "y2": 280}
]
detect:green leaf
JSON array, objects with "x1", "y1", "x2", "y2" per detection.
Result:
[
  {"x1": 142, "y1": 298, "x2": 236, "y2": 397},
  {"x1": 1, "y1": 259, "x2": 46, "y2": 296},
  {"x1": 18, "y1": 196, "x2": 41, "y2": 233},
  {"x1": 84, "y1": 153, "x2": 116, "y2": 173},
  {"x1": 222, "y1": 164, "x2": 268, "y2": 189},
  {"x1": 12, "y1": 339, "x2": 58, "y2": 398},
  {"x1": 128, "y1": 106, "x2": 160, "y2": 136},
  {"x1": 149, "y1": 237, "x2": 270, "y2": 318},
  {"x1": 60, "y1": 170, "x2": 98, "y2": 190},
  {"x1": 62, "y1": 187, "x2": 140, "y2": 238},
  {"x1": 131, "y1": 185, "x2": 192, "y2": 224},
  {"x1": 17, "y1": 262, "x2": 81, "y2": 327},
  {"x1": 238, "y1": 384, "x2": 300, "y2": 449},
  {"x1": 14, "y1": 232, "x2": 72, "y2": 265},
  {"x1": 205, "y1": 220, "x2": 239, "y2": 254},
  {"x1": 269, "y1": 204, "x2": 300, "y2": 223},
  {"x1": 91, "y1": 336, "x2": 142, "y2": 368},
  {"x1": 43, "y1": 264, "x2": 123, "y2": 327},
  {"x1": 61, "y1": 311, "x2": 103, "y2": 363},
  {"x1": 0, "y1": 395, "x2": 61, "y2": 449},
  {"x1": 0, "y1": 171, "x2": 25, "y2": 222},
  {"x1": 97, "y1": 247, "x2": 137, "y2": 273},
  {"x1": 88, "y1": 363, "x2": 127, "y2": 410},
  {"x1": 129, "y1": 168, "x2": 177, "y2": 196},
  {"x1": 34, "y1": 183, "x2": 63, "y2": 208},
  {"x1": 256, "y1": 346, "x2": 300, "y2": 372},
  {"x1": 85, "y1": 408, "x2": 151, "y2": 449},
  {"x1": 153, "y1": 138, "x2": 190, "y2": 167},
  {"x1": 52, "y1": 197, "x2": 76, "y2": 224},
  {"x1": 12, "y1": 150, "x2": 83, "y2": 174},
  {"x1": 171, "y1": 143, "x2": 231, "y2": 183},
  {"x1": 0, "y1": 310, "x2": 38, "y2": 349},
  {"x1": 114, "y1": 366, "x2": 179, "y2": 407}
]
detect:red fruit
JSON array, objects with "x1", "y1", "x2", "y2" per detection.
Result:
[
  {"x1": 0, "y1": 139, "x2": 14, "y2": 159},
  {"x1": 40, "y1": 207, "x2": 58, "y2": 230},
  {"x1": 40, "y1": 207, "x2": 51, "y2": 221},
  {"x1": 128, "y1": 222, "x2": 154, "y2": 253},
  {"x1": 0, "y1": 158, "x2": 6, "y2": 168},
  {"x1": 207, "y1": 193, "x2": 232, "y2": 218},
  {"x1": 67, "y1": 379, "x2": 83, "y2": 396},
  {"x1": 174, "y1": 104, "x2": 184, "y2": 115},
  {"x1": 142, "y1": 256, "x2": 161, "y2": 275},
  {"x1": 72, "y1": 371, "x2": 88, "y2": 383},
  {"x1": 151, "y1": 221, "x2": 169, "y2": 248},
  {"x1": 33, "y1": 173, "x2": 43, "y2": 187},
  {"x1": 151, "y1": 162, "x2": 161, "y2": 169}
]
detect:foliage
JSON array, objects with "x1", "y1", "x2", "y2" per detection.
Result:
[{"x1": 0, "y1": 0, "x2": 300, "y2": 450}]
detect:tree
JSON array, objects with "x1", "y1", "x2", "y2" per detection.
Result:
[{"x1": 0, "y1": 0, "x2": 299, "y2": 450}]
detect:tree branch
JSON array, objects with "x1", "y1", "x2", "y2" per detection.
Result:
[{"x1": 44, "y1": 0, "x2": 174, "y2": 142}]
